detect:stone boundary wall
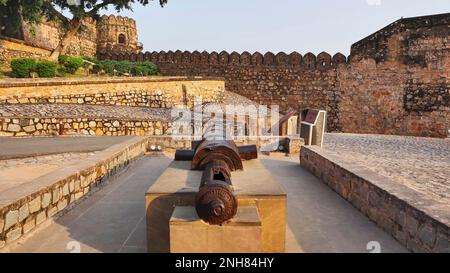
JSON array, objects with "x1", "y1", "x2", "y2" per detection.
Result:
[
  {"x1": 0, "y1": 117, "x2": 171, "y2": 137},
  {"x1": 98, "y1": 51, "x2": 346, "y2": 132},
  {"x1": 300, "y1": 146, "x2": 450, "y2": 253},
  {"x1": 0, "y1": 136, "x2": 194, "y2": 250},
  {"x1": 0, "y1": 77, "x2": 225, "y2": 109},
  {"x1": 0, "y1": 137, "x2": 147, "y2": 249}
]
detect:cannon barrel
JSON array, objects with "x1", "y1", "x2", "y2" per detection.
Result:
[
  {"x1": 174, "y1": 127, "x2": 258, "y2": 225},
  {"x1": 195, "y1": 159, "x2": 238, "y2": 225}
]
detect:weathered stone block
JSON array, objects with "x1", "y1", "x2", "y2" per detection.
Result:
[
  {"x1": 6, "y1": 227, "x2": 22, "y2": 243},
  {"x1": 36, "y1": 211, "x2": 46, "y2": 225},
  {"x1": 4, "y1": 210, "x2": 19, "y2": 231},
  {"x1": 435, "y1": 233, "x2": 450, "y2": 253},
  {"x1": 69, "y1": 180, "x2": 75, "y2": 192},
  {"x1": 418, "y1": 223, "x2": 437, "y2": 248},
  {"x1": 29, "y1": 197, "x2": 41, "y2": 214},
  {"x1": 18, "y1": 204, "x2": 30, "y2": 222},
  {"x1": 42, "y1": 192, "x2": 51, "y2": 208},
  {"x1": 62, "y1": 183, "x2": 69, "y2": 196},
  {"x1": 47, "y1": 206, "x2": 58, "y2": 218},
  {"x1": 405, "y1": 215, "x2": 419, "y2": 235},
  {"x1": 57, "y1": 198, "x2": 68, "y2": 211},
  {"x1": 7, "y1": 124, "x2": 21, "y2": 132},
  {"x1": 23, "y1": 125, "x2": 36, "y2": 133},
  {"x1": 23, "y1": 217, "x2": 36, "y2": 233},
  {"x1": 52, "y1": 188, "x2": 60, "y2": 204}
]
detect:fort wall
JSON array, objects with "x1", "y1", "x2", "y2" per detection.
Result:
[{"x1": 99, "y1": 13, "x2": 449, "y2": 137}]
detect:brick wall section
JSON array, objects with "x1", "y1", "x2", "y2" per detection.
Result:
[
  {"x1": 300, "y1": 146, "x2": 450, "y2": 253},
  {"x1": 0, "y1": 77, "x2": 225, "y2": 109}
]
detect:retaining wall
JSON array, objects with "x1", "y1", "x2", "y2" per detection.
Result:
[{"x1": 300, "y1": 146, "x2": 450, "y2": 253}]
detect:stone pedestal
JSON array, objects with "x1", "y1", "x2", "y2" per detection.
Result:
[
  {"x1": 170, "y1": 206, "x2": 262, "y2": 253},
  {"x1": 146, "y1": 159, "x2": 286, "y2": 253}
]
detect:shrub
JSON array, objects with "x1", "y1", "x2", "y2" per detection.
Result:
[
  {"x1": 11, "y1": 58, "x2": 37, "y2": 78},
  {"x1": 90, "y1": 60, "x2": 159, "y2": 76},
  {"x1": 96, "y1": 60, "x2": 115, "y2": 75},
  {"x1": 114, "y1": 61, "x2": 133, "y2": 75},
  {"x1": 36, "y1": 60, "x2": 57, "y2": 77},
  {"x1": 58, "y1": 55, "x2": 68, "y2": 65},
  {"x1": 130, "y1": 65, "x2": 149, "y2": 76},
  {"x1": 57, "y1": 66, "x2": 67, "y2": 77},
  {"x1": 59, "y1": 55, "x2": 84, "y2": 74}
]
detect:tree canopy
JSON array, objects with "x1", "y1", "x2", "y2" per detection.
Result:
[{"x1": 0, "y1": 0, "x2": 168, "y2": 59}]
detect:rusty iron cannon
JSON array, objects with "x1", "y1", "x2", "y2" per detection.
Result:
[{"x1": 174, "y1": 128, "x2": 257, "y2": 225}]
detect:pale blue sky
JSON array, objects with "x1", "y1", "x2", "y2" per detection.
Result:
[{"x1": 104, "y1": 0, "x2": 450, "y2": 56}]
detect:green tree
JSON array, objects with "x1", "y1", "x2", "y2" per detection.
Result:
[{"x1": 0, "y1": 0, "x2": 167, "y2": 60}]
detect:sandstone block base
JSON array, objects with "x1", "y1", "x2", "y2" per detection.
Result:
[
  {"x1": 146, "y1": 159, "x2": 286, "y2": 253},
  {"x1": 170, "y1": 206, "x2": 262, "y2": 253}
]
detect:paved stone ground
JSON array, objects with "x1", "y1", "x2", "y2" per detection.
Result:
[
  {"x1": 0, "y1": 153, "x2": 96, "y2": 193},
  {"x1": 0, "y1": 136, "x2": 134, "y2": 159},
  {"x1": 9, "y1": 154, "x2": 407, "y2": 253},
  {"x1": 0, "y1": 104, "x2": 173, "y2": 121},
  {"x1": 0, "y1": 91, "x2": 256, "y2": 120},
  {"x1": 323, "y1": 133, "x2": 450, "y2": 204}
]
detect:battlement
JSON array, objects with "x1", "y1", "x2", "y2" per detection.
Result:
[
  {"x1": 99, "y1": 15, "x2": 137, "y2": 27},
  {"x1": 99, "y1": 50, "x2": 348, "y2": 70}
]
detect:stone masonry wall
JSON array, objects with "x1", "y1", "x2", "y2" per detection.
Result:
[
  {"x1": 0, "y1": 77, "x2": 225, "y2": 109},
  {"x1": 99, "y1": 51, "x2": 347, "y2": 132},
  {"x1": 339, "y1": 13, "x2": 449, "y2": 138},
  {"x1": 300, "y1": 146, "x2": 450, "y2": 253},
  {"x1": 98, "y1": 13, "x2": 449, "y2": 137},
  {"x1": 0, "y1": 117, "x2": 170, "y2": 137},
  {"x1": 0, "y1": 137, "x2": 193, "y2": 250},
  {"x1": 0, "y1": 37, "x2": 52, "y2": 70},
  {"x1": 22, "y1": 17, "x2": 97, "y2": 57}
]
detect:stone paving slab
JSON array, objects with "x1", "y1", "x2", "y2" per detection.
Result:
[
  {"x1": 0, "y1": 104, "x2": 173, "y2": 121},
  {"x1": 0, "y1": 136, "x2": 134, "y2": 160},
  {"x1": 323, "y1": 133, "x2": 450, "y2": 203},
  {"x1": 0, "y1": 153, "x2": 96, "y2": 193},
  {"x1": 8, "y1": 154, "x2": 407, "y2": 253},
  {"x1": 0, "y1": 136, "x2": 149, "y2": 249}
]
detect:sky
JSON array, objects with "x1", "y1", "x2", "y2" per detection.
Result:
[{"x1": 103, "y1": 0, "x2": 450, "y2": 56}]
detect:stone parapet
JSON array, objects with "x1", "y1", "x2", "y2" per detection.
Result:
[
  {"x1": 0, "y1": 136, "x2": 193, "y2": 251},
  {"x1": 300, "y1": 146, "x2": 450, "y2": 253},
  {"x1": 0, "y1": 77, "x2": 225, "y2": 109}
]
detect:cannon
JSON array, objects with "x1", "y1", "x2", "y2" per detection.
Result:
[{"x1": 174, "y1": 128, "x2": 257, "y2": 225}]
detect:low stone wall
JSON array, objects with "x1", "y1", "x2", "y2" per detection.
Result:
[
  {"x1": 300, "y1": 146, "x2": 450, "y2": 253},
  {"x1": 0, "y1": 117, "x2": 171, "y2": 137},
  {"x1": 0, "y1": 77, "x2": 225, "y2": 109},
  {"x1": 0, "y1": 137, "x2": 147, "y2": 249},
  {"x1": 0, "y1": 136, "x2": 194, "y2": 251}
]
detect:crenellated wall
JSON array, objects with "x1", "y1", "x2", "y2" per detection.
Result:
[
  {"x1": 98, "y1": 50, "x2": 347, "y2": 131},
  {"x1": 98, "y1": 13, "x2": 449, "y2": 138}
]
